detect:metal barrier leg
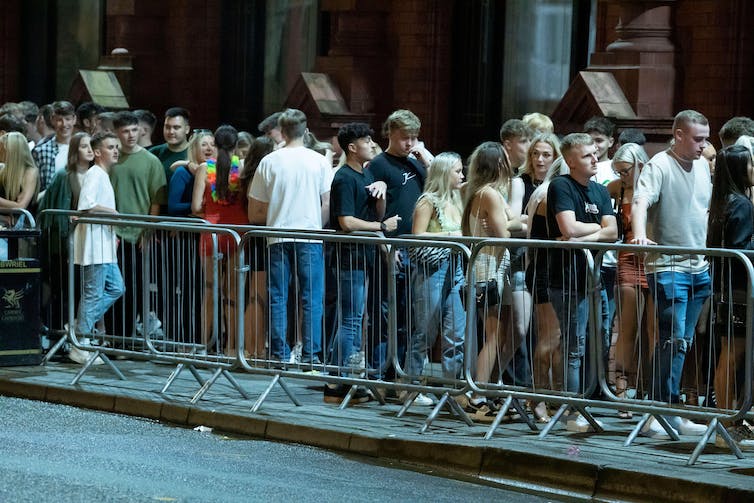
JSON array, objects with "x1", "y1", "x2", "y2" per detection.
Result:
[
  {"x1": 445, "y1": 394, "x2": 474, "y2": 426},
  {"x1": 220, "y1": 369, "x2": 250, "y2": 400},
  {"x1": 396, "y1": 392, "x2": 418, "y2": 418},
  {"x1": 41, "y1": 335, "x2": 68, "y2": 366},
  {"x1": 420, "y1": 393, "x2": 449, "y2": 433},
  {"x1": 625, "y1": 413, "x2": 652, "y2": 446},
  {"x1": 161, "y1": 364, "x2": 207, "y2": 394},
  {"x1": 338, "y1": 385, "x2": 360, "y2": 410},
  {"x1": 574, "y1": 405, "x2": 604, "y2": 433},
  {"x1": 250, "y1": 374, "x2": 302, "y2": 413},
  {"x1": 69, "y1": 350, "x2": 124, "y2": 385},
  {"x1": 485, "y1": 396, "x2": 514, "y2": 440},
  {"x1": 538, "y1": 404, "x2": 570, "y2": 439},
  {"x1": 687, "y1": 418, "x2": 744, "y2": 466},
  {"x1": 654, "y1": 414, "x2": 681, "y2": 441},
  {"x1": 191, "y1": 367, "x2": 223, "y2": 403}
]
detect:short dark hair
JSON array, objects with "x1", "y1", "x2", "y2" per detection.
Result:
[
  {"x1": 278, "y1": 109, "x2": 307, "y2": 140},
  {"x1": 0, "y1": 113, "x2": 25, "y2": 133},
  {"x1": 51, "y1": 100, "x2": 75, "y2": 117},
  {"x1": 499, "y1": 119, "x2": 533, "y2": 142},
  {"x1": 257, "y1": 112, "x2": 282, "y2": 133},
  {"x1": 337, "y1": 122, "x2": 373, "y2": 152},
  {"x1": 164, "y1": 107, "x2": 190, "y2": 121},
  {"x1": 113, "y1": 111, "x2": 139, "y2": 129},
  {"x1": 76, "y1": 101, "x2": 105, "y2": 123},
  {"x1": 583, "y1": 116, "x2": 615, "y2": 138},
  {"x1": 719, "y1": 116, "x2": 754, "y2": 146},
  {"x1": 134, "y1": 109, "x2": 157, "y2": 128},
  {"x1": 91, "y1": 131, "x2": 118, "y2": 150},
  {"x1": 617, "y1": 128, "x2": 646, "y2": 146}
]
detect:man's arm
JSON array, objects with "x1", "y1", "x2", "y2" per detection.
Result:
[
  {"x1": 248, "y1": 197, "x2": 268, "y2": 225},
  {"x1": 554, "y1": 210, "x2": 602, "y2": 240},
  {"x1": 629, "y1": 196, "x2": 656, "y2": 245},
  {"x1": 320, "y1": 190, "x2": 330, "y2": 228},
  {"x1": 564, "y1": 214, "x2": 617, "y2": 242}
]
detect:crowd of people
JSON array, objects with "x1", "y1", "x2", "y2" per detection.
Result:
[{"x1": 1, "y1": 98, "x2": 754, "y2": 449}]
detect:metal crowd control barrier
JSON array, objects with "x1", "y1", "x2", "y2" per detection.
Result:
[
  {"x1": 37, "y1": 210, "x2": 210, "y2": 363},
  {"x1": 589, "y1": 242, "x2": 754, "y2": 465},
  {"x1": 463, "y1": 238, "x2": 603, "y2": 438},
  {"x1": 235, "y1": 227, "x2": 474, "y2": 428},
  {"x1": 59, "y1": 214, "x2": 251, "y2": 404}
]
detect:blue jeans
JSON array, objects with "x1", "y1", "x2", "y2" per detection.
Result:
[
  {"x1": 646, "y1": 270, "x2": 711, "y2": 403},
  {"x1": 368, "y1": 249, "x2": 409, "y2": 379},
  {"x1": 600, "y1": 264, "x2": 617, "y2": 359},
  {"x1": 75, "y1": 263, "x2": 125, "y2": 336},
  {"x1": 268, "y1": 242, "x2": 324, "y2": 361},
  {"x1": 327, "y1": 265, "x2": 366, "y2": 368},
  {"x1": 549, "y1": 287, "x2": 589, "y2": 394},
  {"x1": 406, "y1": 259, "x2": 466, "y2": 380}
]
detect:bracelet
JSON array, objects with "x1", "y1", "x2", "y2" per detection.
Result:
[{"x1": 380, "y1": 221, "x2": 387, "y2": 232}]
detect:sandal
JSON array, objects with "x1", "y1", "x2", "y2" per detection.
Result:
[
  {"x1": 615, "y1": 375, "x2": 633, "y2": 419},
  {"x1": 532, "y1": 401, "x2": 551, "y2": 423}
]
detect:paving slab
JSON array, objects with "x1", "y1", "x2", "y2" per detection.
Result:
[{"x1": 2, "y1": 360, "x2": 754, "y2": 502}]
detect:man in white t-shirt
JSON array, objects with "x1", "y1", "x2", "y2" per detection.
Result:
[
  {"x1": 248, "y1": 109, "x2": 332, "y2": 365},
  {"x1": 70, "y1": 132, "x2": 125, "y2": 363},
  {"x1": 631, "y1": 109, "x2": 712, "y2": 438}
]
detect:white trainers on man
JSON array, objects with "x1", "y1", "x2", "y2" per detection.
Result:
[
  {"x1": 67, "y1": 338, "x2": 104, "y2": 366},
  {"x1": 640, "y1": 417, "x2": 676, "y2": 440},
  {"x1": 667, "y1": 416, "x2": 707, "y2": 436},
  {"x1": 564, "y1": 413, "x2": 603, "y2": 433},
  {"x1": 398, "y1": 391, "x2": 436, "y2": 406}
]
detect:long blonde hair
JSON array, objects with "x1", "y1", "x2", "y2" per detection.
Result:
[
  {"x1": 418, "y1": 152, "x2": 463, "y2": 213},
  {"x1": 0, "y1": 132, "x2": 37, "y2": 202},
  {"x1": 519, "y1": 133, "x2": 561, "y2": 180}
]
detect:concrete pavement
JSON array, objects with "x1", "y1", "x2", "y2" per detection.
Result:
[{"x1": 1, "y1": 360, "x2": 753, "y2": 502}]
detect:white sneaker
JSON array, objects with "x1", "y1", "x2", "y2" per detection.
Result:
[
  {"x1": 667, "y1": 416, "x2": 707, "y2": 436},
  {"x1": 399, "y1": 391, "x2": 436, "y2": 406},
  {"x1": 565, "y1": 413, "x2": 603, "y2": 432},
  {"x1": 289, "y1": 342, "x2": 302, "y2": 364},
  {"x1": 640, "y1": 417, "x2": 676, "y2": 440},
  {"x1": 68, "y1": 339, "x2": 104, "y2": 366},
  {"x1": 715, "y1": 424, "x2": 754, "y2": 451}
]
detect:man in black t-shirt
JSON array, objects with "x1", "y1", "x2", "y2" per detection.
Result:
[
  {"x1": 366, "y1": 109, "x2": 432, "y2": 381},
  {"x1": 546, "y1": 133, "x2": 617, "y2": 431},
  {"x1": 325, "y1": 123, "x2": 400, "y2": 403}
]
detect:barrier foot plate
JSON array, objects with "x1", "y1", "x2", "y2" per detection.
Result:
[{"x1": 69, "y1": 350, "x2": 124, "y2": 385}]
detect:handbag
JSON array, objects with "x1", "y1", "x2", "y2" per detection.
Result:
[{"x1": 461, "y1": 278, "x2": 500, "y2": 308}]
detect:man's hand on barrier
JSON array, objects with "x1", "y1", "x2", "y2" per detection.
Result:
[
  {"x1": 366, "y1": 181, "x2": 387, "y2": 199},
  {"x1": 383, "y1": 215, "x2": 401, "y2": 233}
]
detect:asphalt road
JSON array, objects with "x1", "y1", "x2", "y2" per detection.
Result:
[{"x1": 0, "y1": 396, "x2": 562, "y2": 502}]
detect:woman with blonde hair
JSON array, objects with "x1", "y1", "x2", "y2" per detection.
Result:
[
  {"x1": 407, "y1": 152, "x2": 466, "y2": 404},
  {"x1": 168, "y1": 130, "x2": 216, "y2": 216},
  {"x1": 461, "y1": 141, "x2": 518, "y2": 421},
  {"x1": 0, "y1": 131, "x2": 39, "y2": 214},
  {"x1": 0, "y1": 131, "x2": 40, "y2": 260}
]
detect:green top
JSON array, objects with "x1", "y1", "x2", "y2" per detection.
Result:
[
  {"x1": 149, "y1": 143, "x2": 188, "y2": 185},
  {"x1": 110, "y1": 148, "x2": 167, "y2": 243}
]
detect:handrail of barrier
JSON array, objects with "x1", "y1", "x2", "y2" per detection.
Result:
[{"x1": 0, "y1": 207, "x2": 36, "y2": 230}]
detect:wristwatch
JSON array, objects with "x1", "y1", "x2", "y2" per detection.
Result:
[{"x1": 380, "y1": 221, "x2": 387, "y2": 232}]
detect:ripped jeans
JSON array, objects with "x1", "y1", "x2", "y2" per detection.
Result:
[{"x1": 646, "y1": 270, "x2": 711, "y2": 403}]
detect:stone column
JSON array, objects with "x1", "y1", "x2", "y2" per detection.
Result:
[{"x1": 590, "y1": 1, "x2": 676, "y2": 118}]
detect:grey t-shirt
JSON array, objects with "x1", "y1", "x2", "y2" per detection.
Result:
[{"x1": 632, "y1": 150, "x2": 711, "y2": 274}]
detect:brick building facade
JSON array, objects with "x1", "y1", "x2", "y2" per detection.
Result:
[{"x1": 0, "y1": 0, "x2": 752, "y2": 154}]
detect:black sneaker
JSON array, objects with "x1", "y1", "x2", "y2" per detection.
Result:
[{"x1": 323, "y1": 384, "x2": 371, "y2": 405}]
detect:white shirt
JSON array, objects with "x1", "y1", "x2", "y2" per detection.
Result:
[
  {"x1": 74, "y1": 165, "x2": 118, "y2": 266},
  {"x1": 54, "y1": 143, "x2": 69, "y2": 173},
  {"x1": 249, "y1": 146, "x2": 332, "y2": 244},
  {"x1": 633, "y1": 150, "x2": 711, "y2": 274}
]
